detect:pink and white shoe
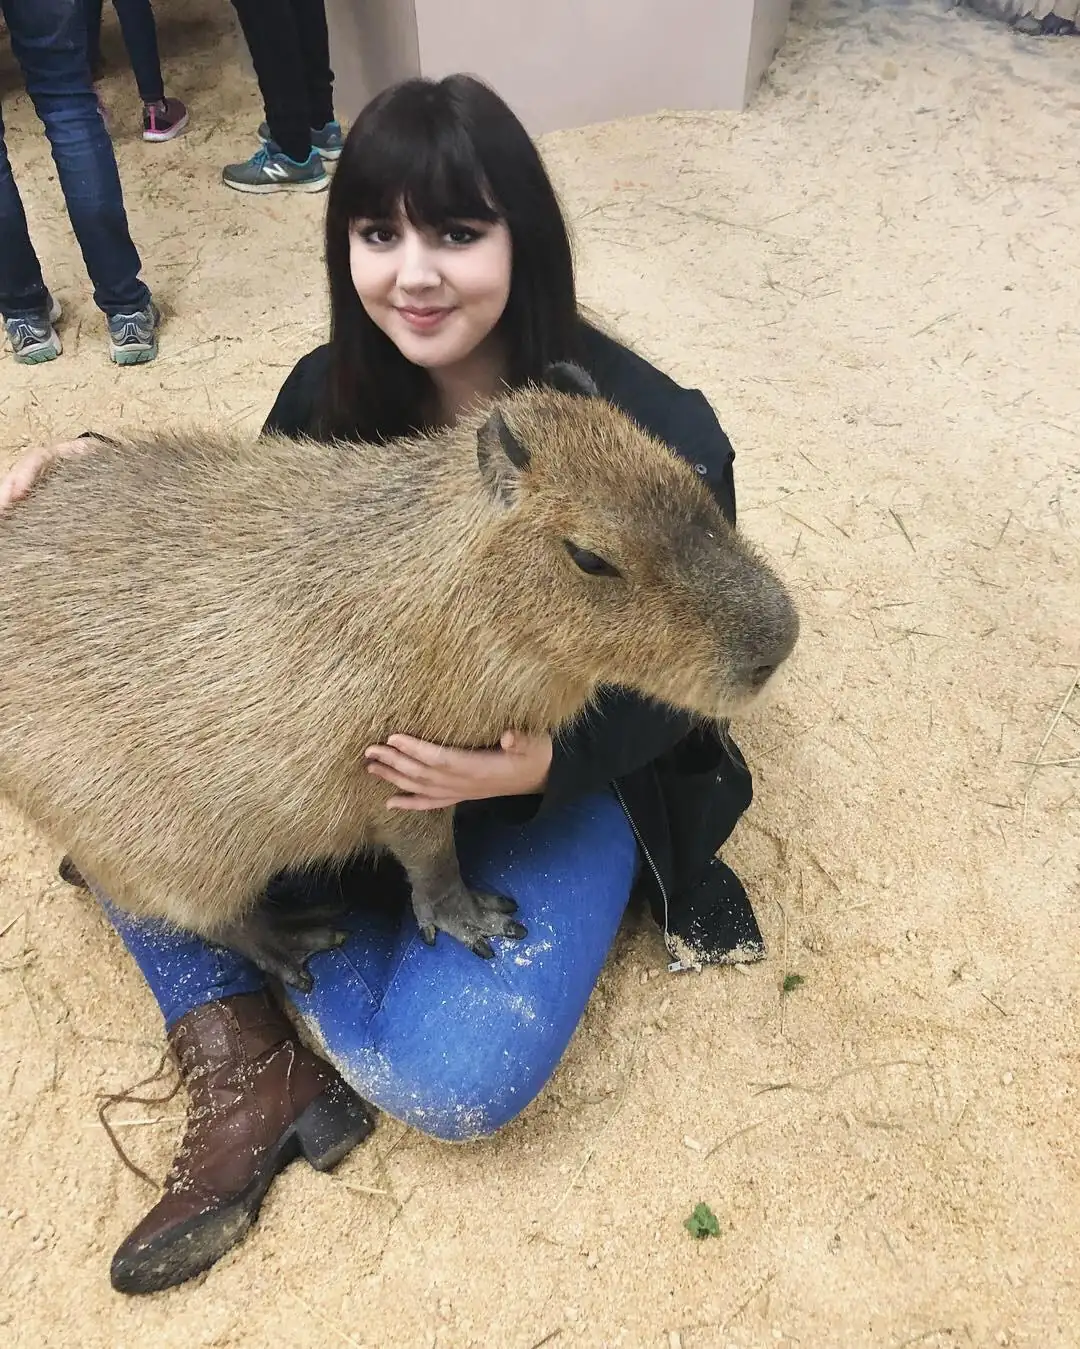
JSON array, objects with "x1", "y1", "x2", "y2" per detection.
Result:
[{"x1": 143, "y1": 97, "x2": 189, "y2": 143}]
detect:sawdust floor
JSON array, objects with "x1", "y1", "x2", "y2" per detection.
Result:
[{"x1": 1, "y1": 1, "x2": 1078, "y2": 1345}]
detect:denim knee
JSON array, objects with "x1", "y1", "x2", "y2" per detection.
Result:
[
  {"x1": 290, "y1": 788, "x2": 638, "y2": 1143},
  {"x1": 307, "y1": 973, "x2": 574, "y2": 1145},
  {"x1": 394, "y1": 1010, "x2": 563, "y2": 1144}
]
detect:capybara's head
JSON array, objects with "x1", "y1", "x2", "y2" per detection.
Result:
[{"x1": 474, "y1": 363, "x2": 799, "y2": 722}]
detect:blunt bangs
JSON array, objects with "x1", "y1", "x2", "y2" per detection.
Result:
[{"x1": 333, "y1": 90, "x2": 502, "y2": 230}]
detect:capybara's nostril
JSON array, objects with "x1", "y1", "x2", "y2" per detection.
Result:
[
  {"x1": 770, "y1": 598, "x2": 800, "y2": 668},
  {"x1": 742, "y1": 597, "x2": 799, "y2": 691}
]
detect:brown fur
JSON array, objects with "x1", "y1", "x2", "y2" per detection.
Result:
[{"x1": 0, "y1": 373, "x2": 797, "y2": 975}]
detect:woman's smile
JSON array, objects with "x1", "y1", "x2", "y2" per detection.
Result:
[{"x1": 395, "y1": 303, "x2": 457, "y2": 332}]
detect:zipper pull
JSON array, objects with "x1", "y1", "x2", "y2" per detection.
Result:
[{"x1": 667, "y1": 959, "x2": 701, "y2": 974}]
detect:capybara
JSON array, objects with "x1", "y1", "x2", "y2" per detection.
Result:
[{"x1": 0, "y1": 364, "x2": 798, "y2": 988}]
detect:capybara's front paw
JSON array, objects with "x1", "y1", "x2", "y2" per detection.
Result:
[{"x1": 413, "y1": 884, "x2": 526, "y2": 959}]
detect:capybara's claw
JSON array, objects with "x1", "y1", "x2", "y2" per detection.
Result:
[
  {"x1": 214, "y1": 917, "x2": 348, "y2": 993},
  {"x1": 233, "y1": 944, "x2": 315, "y2": 992},
  {"x1": 280, "y1": 925, "x2": 349, "y2": 959},
  {"x1": 281, "y1": 964, "x2": 314, "y2": 994},
  {"x1": 413, "y1": 883, "x2": 527, "y2": 957}
]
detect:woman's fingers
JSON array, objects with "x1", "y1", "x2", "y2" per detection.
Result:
[
  {"x1": 364, "y1": 745, "x2": 435, "y2": 786},
  {"x1": 383, "y1": 734, "x2": 452, "y2": 766},
  {"x1": 0, "y1": 439, "x2": 96, "y2": 511},
  {"x1": 0, "y1": 450, "x2": 48, "y2": 509},
  {"x1": 385, "y1": 793, "x2": 459, "y2": 811}
]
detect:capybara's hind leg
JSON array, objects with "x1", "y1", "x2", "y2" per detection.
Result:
[
  {"x1": 261, "y1": 867, "x2": 357, "y2": 931},
  {"x1": 386, "y1": 812, "x2": 527, "y2": 959},
  {"x1": 214, "y1": 908, "x2": 349, "y2": 993}
]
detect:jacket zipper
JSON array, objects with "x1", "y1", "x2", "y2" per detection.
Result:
[{"x1": 611, "y1": 781, "x2": 692, "y2": 974}]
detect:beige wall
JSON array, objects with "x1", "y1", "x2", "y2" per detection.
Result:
[
  {"x1": 744, "y1": 0, "x2": 794, "y2": 104},
  {"x1": 324, "y1": 0, "x2": 792, "y2": 133},
  {"x1": 411, "y1": 0, "x2": 756, "y2": 135},
  {"x1": 325, "y1": 0, "x2": 419, "y2": 122}
]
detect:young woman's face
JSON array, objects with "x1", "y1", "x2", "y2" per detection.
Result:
[{"x1": 349, "y1": 209, "x2": 512, "y2": 371}]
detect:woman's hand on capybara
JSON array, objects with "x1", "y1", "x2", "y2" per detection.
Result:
[
  {"x1": 364, "y1": 730, "x2": 553, "y2": 810},
  {"x1": 0, "y1": 439, "x2": 97, "y2": 511}
]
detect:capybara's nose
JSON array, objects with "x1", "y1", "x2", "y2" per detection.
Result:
[
  {"x1": 744, "y1": 597, "x2": 799, "y2": 689},
  {"x1": 748, "y1": 662, "x2": 779, "y2": 689}
]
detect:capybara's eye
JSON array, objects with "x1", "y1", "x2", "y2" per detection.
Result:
[{"x1": 564, "y1": 541, "x2": 621, "y2": 578}]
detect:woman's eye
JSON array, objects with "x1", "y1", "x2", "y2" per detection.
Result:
[
  {"x1": 356, "y1": 224, "x2": 396, "y2": 245},
  {"x1": 443, "y1": 225, "x2": 482, "y2": 246},
  {"x1": 564, "y1": 542, "x2": 621, "y2": 578}
]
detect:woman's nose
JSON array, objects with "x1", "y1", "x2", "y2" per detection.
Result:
[{"x1": 397, "y1": 238, "x2": 440, "y2": 290}]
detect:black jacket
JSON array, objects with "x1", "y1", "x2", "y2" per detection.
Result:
[{"x1": 261, "y1": 323, "x2": 764, "y2": 968}]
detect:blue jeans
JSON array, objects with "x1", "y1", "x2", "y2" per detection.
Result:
[
  {"x1": 83, "y1": 0, "x2": 166, "y2": 105},
  {"x1": 0, "y1": 0, "x2": 151, "y2": 319},
  {"x1": 101, "y1": 790, "x2": 639, "y2": 1142}
]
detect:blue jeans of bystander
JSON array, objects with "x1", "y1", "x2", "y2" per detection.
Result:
[{"x1": 0, "y1": 0, "x2": 150, "y2": 319}]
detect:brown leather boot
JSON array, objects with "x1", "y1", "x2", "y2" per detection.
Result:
[{"x1": 109, "y1": 990, "x2": 375, "y2": 1294}]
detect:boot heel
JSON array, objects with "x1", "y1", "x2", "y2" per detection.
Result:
[{"x1": 294, "y1": 1082, "x2": 376, "y2": 1171}]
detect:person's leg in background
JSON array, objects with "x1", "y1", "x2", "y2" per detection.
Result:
[
  {"x1": 290, "y1": 0, "x2": 336, "y2": 137},
  {"x1": 1, "y1": 0, "x2": 160, "y2": 363},
  {"x1": 224, "y1": 0, "x2": 330, "y2": 193},
  {"x1": 255, "y1": 0, "x2": 342, "y2": 162},
  {"x1": 110, "y1": 0, "x2": 189, "y2": 142},
  {"x1": 81, "y1": 0, "x2": 114, "y2": 132},
  {"x1": 84, "y1": 0, "x2": 188, "y2": 141},
  {"x1": 0, "y1": 94, "x2": 63, "y2": 362},
  {"x1": 82, "y1": 0, "x2": 104, "y2": 74}
]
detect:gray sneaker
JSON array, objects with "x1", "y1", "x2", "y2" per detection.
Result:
[
  {"x1": 107, "y1": 300, "x2": 160, "y2": 365},
  {"x1": 5, "y1": 295, "x2": 62, "y2": 364},
  {"x1": 222, "y1": 145, "x2": 328, "y2": 194},
  {"x1": 257, "y1": 119, "x2": 343, "y2": 161}
]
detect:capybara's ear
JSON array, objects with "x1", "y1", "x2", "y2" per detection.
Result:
[
  {"x1": 477, "y1": 409, "x2": 530, "y2": 506},
  {"x1": 543, "y1": 362, "x2": 600, "y2": 399}
]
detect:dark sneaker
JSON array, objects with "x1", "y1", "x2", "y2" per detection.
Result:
[
  {"x1": 257, "y1": 118, "x2": 344, "y2": 161},
  {"x1": 1017, "y1": 14, "x2": 1076, "y2": 34},
  {"x1": 5, "y1": 295, "x2": 62, "y2": 364},
  {"x1": 143, "y1": 97, "x2": 189, "y2": 143},
  {"x1": 223, "y1": 144, "x2": 329, "y2": 193},
  {"x1": 107, "y1": 301, "x2": 160, "y2": 365}
]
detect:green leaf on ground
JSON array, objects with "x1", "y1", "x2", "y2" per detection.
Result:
[{"x1": 683, "y1": 1202, "x2": 721, "y2": 1239}]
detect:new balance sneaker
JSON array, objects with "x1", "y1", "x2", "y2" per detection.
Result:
[
  {"x1": 143, "y1": 97, "x2": 189, "y2": 143},
  {"x1": 223, "y1": 144, "x2": 329, "y2": 194},
  {"x1": 5, "y1": 295, "x2": 62, "y2": 365},
  {"x1": 107, "y1": 300, "x2": 160, "y2": 365},
  {"x1": 257, "y1": 119, "x2": 343, "y2": 161}
]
